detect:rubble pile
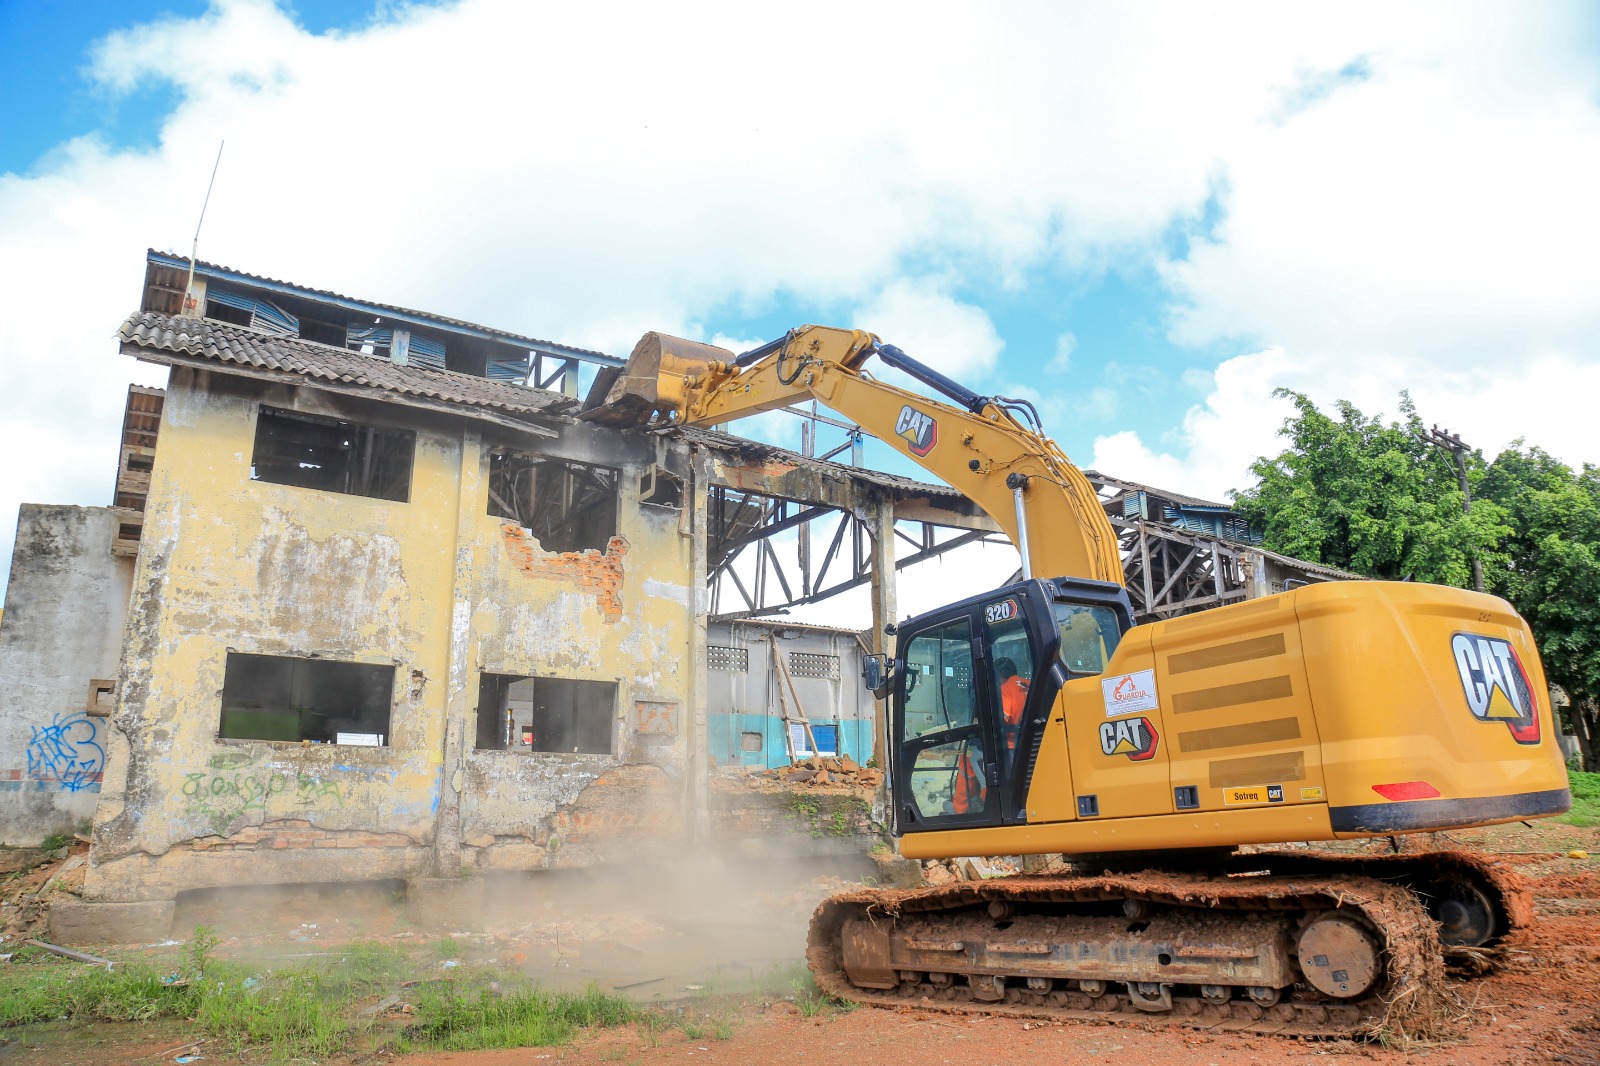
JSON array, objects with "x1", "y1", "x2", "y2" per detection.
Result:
[
  {"x1": 920, "y1": 854, "x2": 1022, "y2": 886},
  {"x1": 763, "y1": 756, "x2": 882, "y2": 789},
  {"x1": 0, "y1": 841, "x2": 89, "y2": 942}
]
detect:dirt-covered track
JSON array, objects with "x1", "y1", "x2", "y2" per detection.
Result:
[{"x1": 808, "y1": 866, "x2": 1467, "y2": 1038}]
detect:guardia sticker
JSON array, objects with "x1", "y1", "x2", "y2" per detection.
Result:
[{"x1": 1101, "y1": 669, "x2": 1158, "y2": 716}]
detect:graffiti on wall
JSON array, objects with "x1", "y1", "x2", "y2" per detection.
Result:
[
  {"x1": 24, "y1": 713, "x2": 105, "y2": 792},
  {"x1": 181, "y1": 750, "x2": 343, "y2": 832}
]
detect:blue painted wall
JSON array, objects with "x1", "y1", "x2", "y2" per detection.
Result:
[{"x1": 708, "y1": 712, "x2": 873, "y2": 769}]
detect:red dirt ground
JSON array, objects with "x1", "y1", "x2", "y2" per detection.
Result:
[
  {"x1": 385, "y1": 822, "x2": 1600, "y2": 1066},
  {"x1": 4, "y1": 821, "x2": 1597, "y2": 1066}
]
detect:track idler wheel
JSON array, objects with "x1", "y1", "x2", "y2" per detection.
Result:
[
  {"x1": 1296, "y1": 913, "x2": 1382, "y2": 999},
  {"x1": 1427, "y1": 877, "x2": 1498, "y2": 947}
]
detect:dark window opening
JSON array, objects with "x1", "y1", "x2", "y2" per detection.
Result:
[
  {"x1": 474, "y1": 673, "x2": 615, "y2": 755},
  {"x1": 475, "y1": 673, "x2": 534, "y2": 750},
  {"x1": 638, "y1": 464, "x2": 683, "y2": 508},
  {"x1": 126, "y1": 453, "x2": 155, "y2": 472},
  {"x1": 488, "y1": 452, "x2": 619, "y2": 553},
  {"x1": 298, "y1": 317, "x2": 347, "y2": 348},
  {"x1": 251, "y1": 405, "x2": 414, "y2": 502},
  {"x1": 220, "y1": 653, "x2": 392, "y2": 745},
  {"x1": 205, "y1": 299, "x2": 254, "y2": 328}
]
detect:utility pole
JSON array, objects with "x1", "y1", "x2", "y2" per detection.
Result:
[{"x1": 1420, "y1": 424, "x2": 1485, "y2": 593}]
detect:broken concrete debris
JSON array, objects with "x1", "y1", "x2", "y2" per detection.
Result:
[
  {"x1": 920, "y1": 855, "x2": 1022, "y2": 886},
  {"x1": 764, "y1": 756, "x2": 882, "y2": 790}
]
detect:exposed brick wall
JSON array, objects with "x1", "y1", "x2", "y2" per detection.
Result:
[
  {"x1": 498, "y1": 527, "x2": 627, "y2": 623},
  {"x1": 709, "y1": 787, "x2": 877, "y2": 840},
  {"x1": 180, "y1": 819, "x2": 415, "y2": 852}
]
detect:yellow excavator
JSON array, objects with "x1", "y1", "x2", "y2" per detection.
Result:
[{"x1": 588, "y1": 325, "x2": 1571, "y2": 1036}]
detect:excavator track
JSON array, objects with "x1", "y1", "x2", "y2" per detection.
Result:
[{"x1": 807, "y1": 850, "x2": 1527, "y2": 1038}]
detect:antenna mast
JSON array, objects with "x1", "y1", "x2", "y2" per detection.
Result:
[{"x1": 182, "y1": 141, "x2": 225, "y2": 316}]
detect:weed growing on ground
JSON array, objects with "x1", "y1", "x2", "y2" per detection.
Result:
[
  {"x1": 789, "y1": 970, "x2": 855, "y2": 1018},
  {"x1": 181, "y1": 925, "x2": 219, "y2": 979},
  {"x1": 400, "y1": 982, "x2": 641, "y2": 1052},
  {"x1": 634, "y1": 1010, "x2": 673, "y2": 1049}
]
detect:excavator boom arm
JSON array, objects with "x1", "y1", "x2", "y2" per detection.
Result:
[{"x1": 591, "y1": 326, "x2": 1122, "y2": 585}]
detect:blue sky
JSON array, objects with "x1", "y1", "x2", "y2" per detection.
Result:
[
  {"x1": 0, "y1": 2, "x2": 380, "y2": 173},
  {"x1": 2, "y1": 1, "x2": 1599, "y2": 610}
]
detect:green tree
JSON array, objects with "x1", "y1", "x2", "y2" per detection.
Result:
[
  {"x1": 1481, "y1": 445, "x2": 1600, "y2": 770},
  {"x1": 1231, "y1": 390, "x2": 1507, "y2": 586}
]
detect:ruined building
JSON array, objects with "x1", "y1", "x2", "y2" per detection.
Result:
[{"x1": 0, "y1": 251, "x2": 1350, "y2": 939}]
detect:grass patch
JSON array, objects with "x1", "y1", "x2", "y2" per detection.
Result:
[
  {"x1": 400, "y1": 983, "x2": 641, "y2": 1052},
  {"x1": 1558, "y1": 769, "x2": 1600, "y2": 827},
  {"x1": 788, "y1": 969, "x2": 855, "y2": 1018},
  {"x1": 0, "y1": 933, "x2": 640, "y2": 1061}
]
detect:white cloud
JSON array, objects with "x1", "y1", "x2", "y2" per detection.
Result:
[
  {"x1": 1091, "y1": 347, "x2": 1600, "y2": 504},
  {"x1": 1091, "y1": 349, "x2": 1297, "y2": 500},
  {"x1": 2, "y1": 0, "x2": 1599, "y2": 597},
  {"x1": 851, "y1": 279, "x2": 1005, "y2": 379},
  {"x1": 1045, "y1": 332, "x2": 1076, "y2": 375}
]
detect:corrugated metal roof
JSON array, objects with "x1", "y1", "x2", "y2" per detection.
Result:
[
  {"x1": 118, "y1": 311, "x2": 575, "y2": 423},
  {"x1": 716, "y1": 617, "x2": 869, "y2": 638},
  {"x1": 1083, "y1": 468, "x2": 1232, "y2": 510},
  {"x1": 676, "y1": 425, "x2": 968, "y2": 500},
  {"x1": 1251, "y1": 545, "x2": 1365, "y2": 581},
  {"x1": 147, "y1": 250, "x2": 616, "y2": 363}
]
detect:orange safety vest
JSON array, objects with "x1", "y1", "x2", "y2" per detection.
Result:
[
  {"x1": 952, "y1": 750, "x2": 985, "y2": 813},
  {"x1": 1001, "y1": 675, "x2": 1030, "y2": 749}
]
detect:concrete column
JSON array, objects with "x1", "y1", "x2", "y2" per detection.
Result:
[
  {"x1": 432, "y1": 426, "x2": 482, "y2": 878},
  {"x1": 687, "y1": 448, "x2": 712, "y2": 842},
  {"x1": 1239, "y1": 548, "x2": 1272, "y2": 601},
  {"x1": 868, "y1": 494, "x2": 897, "y2": 773}
]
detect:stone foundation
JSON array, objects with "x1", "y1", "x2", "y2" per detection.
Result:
[{"x1": 49, "y1": 899, "x2": 174, "y2": 945}]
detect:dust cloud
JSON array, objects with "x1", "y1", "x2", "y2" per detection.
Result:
[{"x1": 169, "y1": 845, "x2": 875, "y2": 998}]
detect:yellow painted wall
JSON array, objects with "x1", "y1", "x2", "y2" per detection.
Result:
[{"x1": 88, "y1": 368, "x2": 696, "y2": 901}]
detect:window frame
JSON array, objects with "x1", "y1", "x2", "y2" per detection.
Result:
[
  {"x1": 474, "y1": 673, "x2": 618, "y2": 756},
  {"x1": 250, "y1": 404, "x2": 416, "y2": 503},
  {"x1": 218, "y1": 652, "x2": 394, "y2": 747}
]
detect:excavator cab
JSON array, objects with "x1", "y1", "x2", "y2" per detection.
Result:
[{"x1": 883, "y1": 577, "x2": 1134, "y2": 838}]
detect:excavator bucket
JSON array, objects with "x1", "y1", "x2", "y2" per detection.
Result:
[{"x1": 580, "y1": 332, "x2": 735, "y2": 427}]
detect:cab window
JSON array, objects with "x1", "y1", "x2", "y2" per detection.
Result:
[
  {"x1": 900, "y1": 618, "x2": 989, "y2": 818},
  {"x1": 1055, "y1": 603, "x2": 1122, "y2": 675},
  {"x1": 987, "y1": 614, "x2": 1034, "y2": 771},
  {"x1": 901, "y1": 618, "x2": 976, "y2": 737}
]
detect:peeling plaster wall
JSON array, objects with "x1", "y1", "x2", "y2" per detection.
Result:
[
  {"x1": 0, "y1": 506, "x2": 133, "y2": 845},
  {"x1": 86, "y1": 369, "x2": 695, "y2": 902}
]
